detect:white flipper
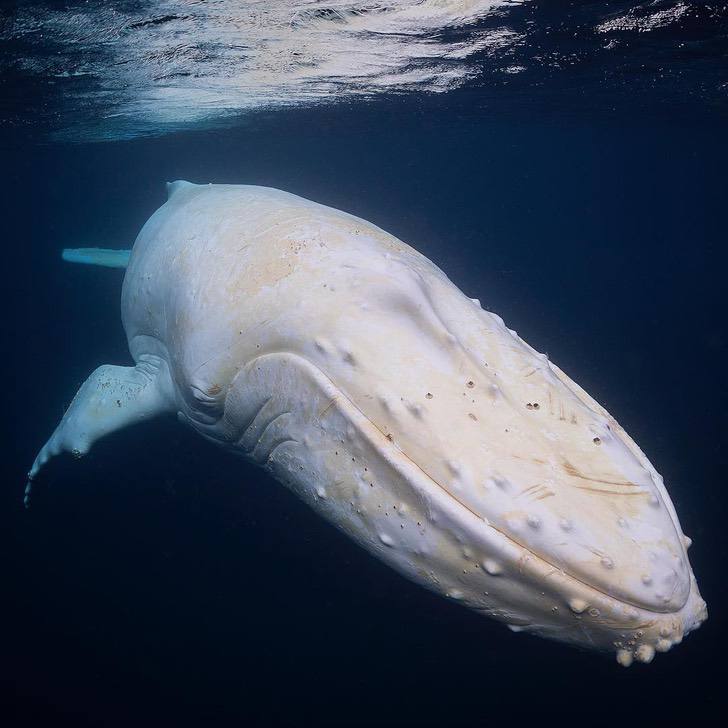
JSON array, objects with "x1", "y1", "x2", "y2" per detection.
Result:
[{"x1": 25, "y1": 354, "x2": 175, "y2": 507}]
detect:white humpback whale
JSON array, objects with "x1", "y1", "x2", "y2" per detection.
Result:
[{"x1": 27, "y1": 181, "x2": 707, "y2": 665}]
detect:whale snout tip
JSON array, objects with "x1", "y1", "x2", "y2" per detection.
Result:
[{"x1": 612, "y1": 586, "x2": 707, "y2": 667}]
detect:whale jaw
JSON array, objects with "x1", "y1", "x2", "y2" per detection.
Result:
[{"x1": 189, "y1": 349, "x2": 706, "y2": 666}]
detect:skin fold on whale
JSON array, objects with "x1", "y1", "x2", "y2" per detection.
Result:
[{"x1": 26, "y1": 180, "x2": 707, "y2": 666}]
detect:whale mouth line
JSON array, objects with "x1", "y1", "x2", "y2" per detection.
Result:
[
  {"x1": 395, "y1": 453, "x2": 684, "y2": 617},
  {"x1": 264, "y1": 349, "x2": 692, "y2": 618},
  {"x1": 328, "y1": 404, "x2": 683, "y2": 615}
]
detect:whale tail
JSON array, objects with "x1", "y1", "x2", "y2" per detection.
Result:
[{"x1": 61, "y1": 247, "x2": 131, "y2": 268}]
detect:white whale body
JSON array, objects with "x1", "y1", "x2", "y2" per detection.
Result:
[{"x1": 27, "y1": 181, "x2": 706, "y2": 665}]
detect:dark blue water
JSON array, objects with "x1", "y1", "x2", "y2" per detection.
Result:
[{"x1": 2, "y1": 2, "x2": 727, "y2": 726}]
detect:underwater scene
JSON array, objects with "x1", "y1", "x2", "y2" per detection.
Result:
[{"x1": 1, "y1": 2, "x2": 727, "y2": 726}]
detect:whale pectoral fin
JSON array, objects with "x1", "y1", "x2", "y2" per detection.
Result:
[{"x1": 25, "y1": 354, "x2": 175, "y2": 508}]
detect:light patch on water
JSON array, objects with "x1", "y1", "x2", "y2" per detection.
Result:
[
  {"x1": 2, "y1": 0, "x2": 525, "y2": 140},
  {"x1": 596, "y1": 2, "x2": 690, "y2": 34}
]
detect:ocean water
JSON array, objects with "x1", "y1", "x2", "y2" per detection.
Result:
[{"x1": 1, "y1": 2, "x2": 727, "y2": 726}]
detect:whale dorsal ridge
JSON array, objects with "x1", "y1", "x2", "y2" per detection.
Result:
[{"x1": 166, "y1": 180, "x2": 198, "y2": 199}]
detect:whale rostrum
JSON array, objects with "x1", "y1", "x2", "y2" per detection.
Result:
[{"x1": 27, "y1": 181, "x2": 707, "y2": 665}]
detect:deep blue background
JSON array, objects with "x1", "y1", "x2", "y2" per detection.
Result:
[{"x1": 2, "y1": 97, "x2": 727, "y2": 725}]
